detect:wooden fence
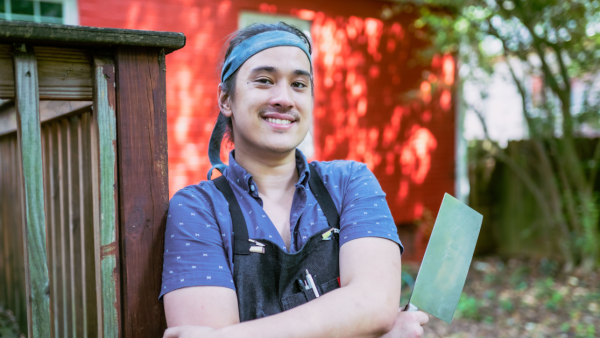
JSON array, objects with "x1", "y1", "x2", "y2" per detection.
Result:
[{"x1": 0, "y1": 21, "x2": 185, "y2": 338}]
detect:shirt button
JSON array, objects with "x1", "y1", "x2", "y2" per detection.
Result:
[{"x1": 250, "y1": 185, "x2": 255, "y2": 192}]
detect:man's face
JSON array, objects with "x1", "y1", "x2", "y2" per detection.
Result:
[{"x1": 223, "y1": 46, "x2": 313, "y2": 156}]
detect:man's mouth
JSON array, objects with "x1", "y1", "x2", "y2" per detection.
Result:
[{"x1": 265, "y1": 118, "x2": 293, "y2": 125}]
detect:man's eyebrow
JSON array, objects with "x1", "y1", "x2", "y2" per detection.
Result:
[
  {"x1": 293, "y1": 69, "x2": 311, "y2": 77},
  {"x1": 250, "y1": 66, "x2": 277, "y2": 74},
  {"x1": 249, "y1": 66, "x2": 310, "y2": 77}
]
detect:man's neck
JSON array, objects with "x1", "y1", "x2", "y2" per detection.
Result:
[{"x1": 233, "y1": 146, "x2": 299, "y2": 198}]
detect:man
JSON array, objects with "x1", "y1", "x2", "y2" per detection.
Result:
[{"x1": 162, "y1": 22, "x2": 429, "y2": 338}]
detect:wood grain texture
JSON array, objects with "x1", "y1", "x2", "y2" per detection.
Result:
[
  {"x1": 0, "y1": 140, "x2": 7, "y2": 310},
  {"x1": 58, "y1": 119, "x2": 74, "y2": 338},
  {"x1": 0, "y1": 44, "x2": 14, "y2": 98},
  {"x1": 0, "y1": 21, "x2": 185, "y2": 53},
  {"x1": 48, "y1": 122, "x2": 64, "y2": 338},
  {"x1": 115, "y1": 46, "x2": 169, "y2": 338},
  {"x1": 78, "y1": 111, "x2": 98, "y2": 338},
  {"x1": 0, "y1": 134, "x2": 29, "y2": 334},
  {"x1": 13, "y1": 43, "x2": 51, "y2": 338},
  {"x1": 91, "y1": 54, "x2": 120, "y2": 338},
  {"x1": 67, "y1": 116, "x2": 84, "y2": 337},
  {"x1": 35, "y1": 47, "x2": 93, "y2": 100},
  {"x1": 2, "y1": 45, "x2": 93, "y2": 100},
  {"x1": 40, "y1": 125, "x2": 54, "y2": 338}
]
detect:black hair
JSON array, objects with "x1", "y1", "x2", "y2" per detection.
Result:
[{"x1": 214, "y1": 21, "x2": 313, "y2": 144}]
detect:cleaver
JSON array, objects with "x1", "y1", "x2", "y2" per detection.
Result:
[{"x1": 404, "y1": 193, "x2": 483, "y2": 324}]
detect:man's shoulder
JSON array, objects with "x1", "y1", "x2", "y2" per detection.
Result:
[
  {"x1": 169, "y1": 180, "x2": 220, "y2": 207},
  {"x1": 310, "y1": 159, "x2": 369, "y2": 179}
]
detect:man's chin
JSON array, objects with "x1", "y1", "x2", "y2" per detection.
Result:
[
  {"x1": 261, "y1": 140, "x2": 302, "y2": 155},
  {"x1": 264, "y1": 144, "x2": 299, "y2": 155}
]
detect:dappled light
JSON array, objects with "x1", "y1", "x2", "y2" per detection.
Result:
[{"x1": 311, "y1": 11, "x2": 455, "y2": 223}]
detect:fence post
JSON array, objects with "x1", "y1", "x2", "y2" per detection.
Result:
[
  {"x1": 13, "y1": 43, "x2": 51, "y2": 338},
  {"x1": 114, "y1": 46, "x2": 169, "y2": 338}
]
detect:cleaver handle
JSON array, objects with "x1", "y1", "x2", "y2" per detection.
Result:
[{"x1": 403, "y1": 303, "x2": 419, "y2": 312}]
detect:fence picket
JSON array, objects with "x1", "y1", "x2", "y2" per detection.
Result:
[
  {"x1": 91, "y1": 54, "x2": 120, "y2": 338},
  {"x1": 13, "y1": 43, "x2": 51, "y2": 338}
]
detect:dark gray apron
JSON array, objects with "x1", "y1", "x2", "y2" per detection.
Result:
[{"x1": 213, "y1": 164, "x2": 341, "y2": 321}]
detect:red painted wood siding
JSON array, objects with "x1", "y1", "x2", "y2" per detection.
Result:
[{"x1": 79, "y1": 0, "x2": 456, "y2": 227}]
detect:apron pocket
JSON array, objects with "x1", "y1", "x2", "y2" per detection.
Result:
[
  {"x1": 281, "y1": 292, "x2": 308, "y2": 311},
  {"x1": 319, "y1": 278, "x2": 340, "y2": 295}
]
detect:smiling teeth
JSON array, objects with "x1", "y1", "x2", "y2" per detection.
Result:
[{"x1": 266, "y1": 118, "x2": 292, "y2": 125}]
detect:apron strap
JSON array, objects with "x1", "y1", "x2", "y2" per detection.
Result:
[
  {"x1": 308, "y1": 164, "x2": 340, "y2": 229},
  {"x1": 213, "y1": 175, "x2": 251, "y2": 255}
]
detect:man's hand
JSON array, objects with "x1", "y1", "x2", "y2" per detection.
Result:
[
  {"x1": 379, "y1": 308, "x2": 429, "y2": 338},
  {"x1": 163, "y1": 325, "x2": 215, "y2": 338}
]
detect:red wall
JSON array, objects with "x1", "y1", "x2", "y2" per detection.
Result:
[{"x1": 79, "y1": 0, "x2": 456, "y2": 230}]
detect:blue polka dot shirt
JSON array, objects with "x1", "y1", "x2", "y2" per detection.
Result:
[{"x1": 160, "y1": 149, "x2": 403, "y2": 300}]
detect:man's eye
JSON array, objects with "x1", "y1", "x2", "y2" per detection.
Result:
[
  {"x1": 257, "y1": 78, "x2": 272, "y2": 84},
  {"x1": 292, "y1": 82, "x2": 307, "y2": 88}
]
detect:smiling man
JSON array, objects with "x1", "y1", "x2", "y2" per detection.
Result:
[{"x1": 161, "y1": 22, "x2": 428, "y2": 338}]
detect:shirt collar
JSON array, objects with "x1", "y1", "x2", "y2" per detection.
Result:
[{"x1": 224, "y1": 149, "x2": 311, "y2": 193}]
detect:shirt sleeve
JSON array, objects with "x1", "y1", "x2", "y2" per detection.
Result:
[
  {"x1": 339, "y1": 162, "x2": 404, "y2": 254},
  {"x1": 160, "y1": 187, "x2": 235, "y2": 301}
]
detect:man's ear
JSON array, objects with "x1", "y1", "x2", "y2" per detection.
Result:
[{"x1": 217, "y1": 83, "x2": 233, "y2": 117}]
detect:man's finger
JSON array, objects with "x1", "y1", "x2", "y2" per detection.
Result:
[
  {"x1": 416, "y1": 311, "x2": 429, "y2": 326},
  {"x1": 163, "y1": 327, "x2": 181, "y2": 338}
]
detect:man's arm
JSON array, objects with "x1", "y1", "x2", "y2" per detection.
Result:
[{"x1": 164, "y1": 236, "x2": 401, "y2": 338}]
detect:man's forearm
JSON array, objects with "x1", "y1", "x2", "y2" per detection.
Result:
[{"x1": 211, "y1": 278, "x2": 399, "y2": 338}]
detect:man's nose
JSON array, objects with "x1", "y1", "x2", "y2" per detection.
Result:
[{"x1": 269, "y1": 82, "x2": 294, "y2": 108}]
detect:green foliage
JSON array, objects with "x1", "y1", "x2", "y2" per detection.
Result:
[
  {"x1": 456, "y1": 292, "x2": 483, "y2": 320},
  {"x1": 575, "y1": 323, "x2": 596, "y2": 338},
  {"x1": 483, "y1": 272, "x2": 499, "y2": 284},
  {"x1": 539, "y1": 258, "x2": 559, "y2": 276},
  {"x1": 509, "y1": 265, "x2": 529, "y2": 289},
  {"x1": 391, "y1": 0, "x2": 600, "y2": 269},
  {"x1": 0, "y1": 305, "x2": 20, "y2": 338},
  {"x1": 546, "y1": 289, "x2": 565, "y2": 310},
  {"x1": 500, "y1": 298, "x2": 515, "y2": 312}
]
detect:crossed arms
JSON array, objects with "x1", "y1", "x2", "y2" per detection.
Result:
[{"x1": 164, "y1": 236, "x2": 402, "y2": 338}]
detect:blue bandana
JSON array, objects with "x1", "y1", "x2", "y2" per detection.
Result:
[
  {"x1": 207, "y1": 30, "x2": 312, "y2": 179},
  {"x1": 220, "y1": 30, "x2": 312, "y2": 82}
]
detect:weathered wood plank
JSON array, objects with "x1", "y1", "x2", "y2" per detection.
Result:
[
  {"x1": 115, "y1": 46, "x2": 169, "y2": 338},
  {"x1": 78, "y1": 112, "x2": 97, "y2": 338},
  {"x1": 12, "y1": 134, "x2": 28, "y2": 334},
  {"x1": 0, "y1": 44, "x2": 14, "y2": 99},
  {"x1": 13, "y1": 43, "x2": 51, "y2": 338},
  {"x1": 40, "y1": 125, "x2": 55, "y2": 338},
  {"x1": 16, "y1": 136, "x2": 28, "y2": 335},
  {"x1": 0, "y1": 139, "x2": 9, "y2": 309},
  {"x1": 1, "y1": 45, "x2": 93, "y2": 100},
  {"x1": 48, "y1": 121, "x2": 64, "y2": 338},
  {"x1": 91, "y1": 54, "x2": 120, "y2": 338},
  {"x1": 0, "y1": 21, "x2": 185, "y2": 53},
  {"x1": 68, "y1": 116, "x2": 84, "y2": 337},
  {"x1": 36, "y1": 47, "x2": 93, "y2": 100},
  {"x1": 7, "y1": 135, "x2": 27, "y2": 334},
  {"x1": 58, "y1": 120, "x2": 73, "y2": 338}
]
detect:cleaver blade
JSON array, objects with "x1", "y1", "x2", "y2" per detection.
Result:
[{"x1": 405, "y1": 193, "x2": 483, "y2": 324}]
